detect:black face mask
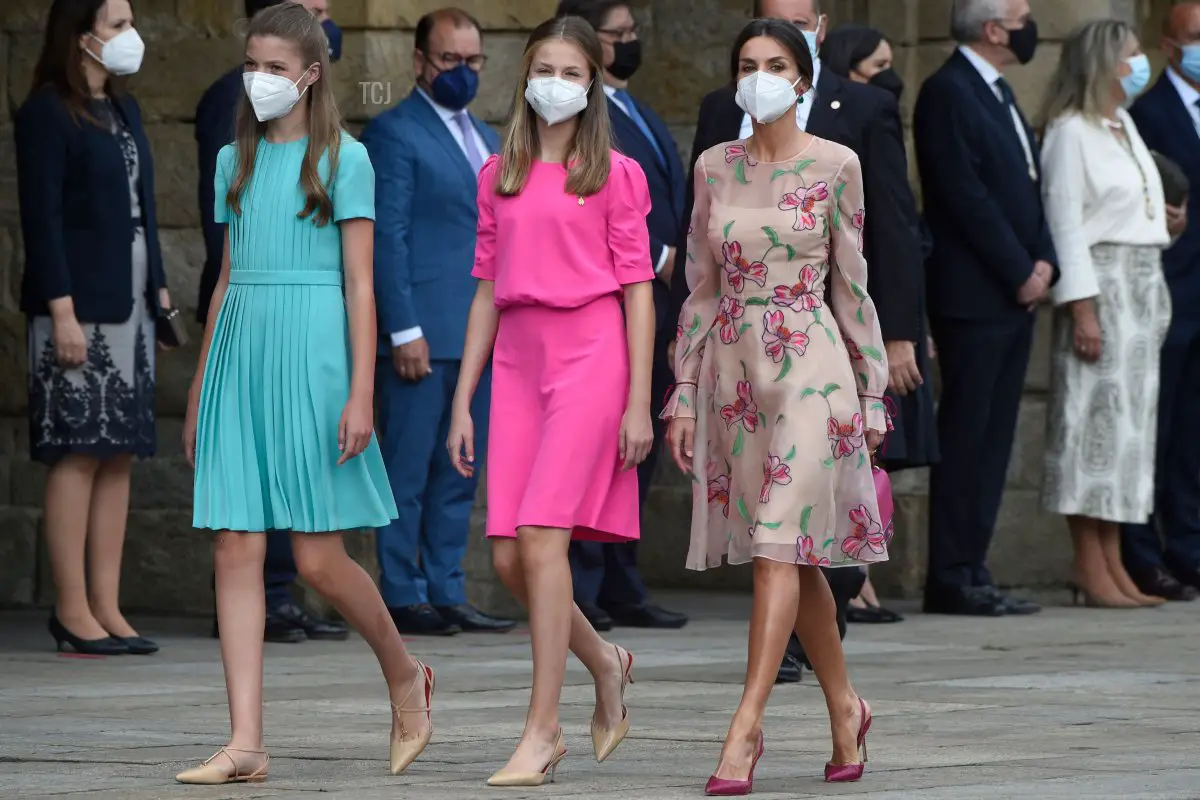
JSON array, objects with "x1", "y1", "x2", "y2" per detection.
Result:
[
  {"x1": 608, "y1": 39, "x2": 642, "y2": 81},
  {"x1": 868, "y1": 68, "x2": 903, "y2": 100},
  {"x1": 1005, "y1": 19, "x2": 1039, "y2": 65}
]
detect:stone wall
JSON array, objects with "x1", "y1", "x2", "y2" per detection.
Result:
[{"x1": 0, "y1": 0, "x2": 1172, "y2": 612}]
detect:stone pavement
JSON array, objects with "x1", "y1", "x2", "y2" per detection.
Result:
[{"x1": 2, "y1": 591, "x2": 1199, "y2": 800}]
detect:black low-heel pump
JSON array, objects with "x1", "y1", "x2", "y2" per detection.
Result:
[{"x1": 48, "y1": 616, "x2": 129, "y2": 655}]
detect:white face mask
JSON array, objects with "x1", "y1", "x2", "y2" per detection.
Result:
[
  {"x1": 525, "y1": 77, "x2": 590, "y2": 126},
  {"x1": 243, "y1": 68, "x2": 314, "y2": 122},
  {"x1": 735, "y1": 71, "x2": 802, "y2": 124},
  {"x1": 85, "y1": 28, "x2": 145, "y2": 76}
]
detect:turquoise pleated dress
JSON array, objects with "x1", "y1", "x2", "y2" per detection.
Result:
[{"x1": 193, "y1": 133, "x2": 398, "y2": 533}]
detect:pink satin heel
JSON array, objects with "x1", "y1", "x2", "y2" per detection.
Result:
[
  {"x1": 824, "y1": 697, "x2": 871, "y2": 783},
  {"x1": 704, "y1": 731, "x2": 764, "y2": 796}
]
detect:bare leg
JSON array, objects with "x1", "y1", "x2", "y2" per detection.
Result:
[
  {"x1": 491, "y1": 539, "x2": 627, "y2": 730},
  {"x1": 43, "y1": 455, "x2": 106, "y2": 640},
  {"x1": 1068, "y1": 516, "x2": 1134, "y2": 606},
  {"x1": 86, "y1": 456, "x2": 138, "y2": 637},
  {"x1": 289, "y1": 533, "x2": 422, "y2": 737},
  {"x1": 1097, "y1": 523, "x2": 1164, "y2": 605},
  {"x1": 712, "y1": 558, "x2": 799, "y2": 780},
  {"x1": 211, "y1": 531, "x2": 270, "y2": 776},
  {"x1": 791, "y1": 566, "x2": 864, "y2": 767},
  {"x1": 857, "y1": 572, "x2": 881, "y2": 607},
  {"x1": 496, "y1": 526, "x2": 575, "y2": 775}
]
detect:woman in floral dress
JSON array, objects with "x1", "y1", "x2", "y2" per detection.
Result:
[{"x1": 663, "y1": 19, "x2": 888, "y2": 793}]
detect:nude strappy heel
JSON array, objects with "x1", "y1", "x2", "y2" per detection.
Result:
[
  {"x1": 591, "y1": 644, "x2": 634, "y2": 762},
  {"x1": 175, "y1": 747, "x2": 268, "y2": 785},
  {"x1": 390, "y1": 659, "x2": 435, "y2": 774}
]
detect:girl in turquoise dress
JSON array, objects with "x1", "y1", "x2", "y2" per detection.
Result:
[{"x1": 177, "y1": 5, "x2": 433, "y2": 785}]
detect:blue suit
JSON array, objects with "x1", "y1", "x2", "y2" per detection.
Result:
[
  {"x1": 568, "y1": 89, "x2": 685, "y2": 608},
  {"x1": 1123, "y1": 73, "x2": 1200, "y2": 575},
  {"x1": 361, "y1": 90, "x2": 499, "y2": 608}
]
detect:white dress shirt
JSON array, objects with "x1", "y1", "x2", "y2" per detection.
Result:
[
  {"x1": 1166, "y1": 67, "x2": 1200, "y2": 137},
  {"x1": 1041, "y1": 110, "x2": 1170, "y2": 306},
  {"x1": 603, "y1": 84, "x2": 670, "y2": 275},
  {"x1": 391, "y1": 89, "x2": 492, "y2": 347},
  {"x1": 738, "y1": 59, "x2": 822, "y2": 139},
  {"x1": 958, "y1": 45, "x2": 1038, "y2": 180}
]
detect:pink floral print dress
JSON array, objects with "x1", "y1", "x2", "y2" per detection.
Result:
[{"x1": 662, "y1": 137, "x2": 891, "y2": 571}]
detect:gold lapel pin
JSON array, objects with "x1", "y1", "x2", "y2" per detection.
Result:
[
  {"x1": 831, "y1": 100, "x2": 841, "y2": 110},
  {"x1": 578, "y1": 196, "x2": 585, "y2": 206}
]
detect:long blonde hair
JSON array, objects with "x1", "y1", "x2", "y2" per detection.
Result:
[
  {"x1": 1038, "y1": 18, "x2": 1133, "y2": 130},
  {"x1": 496, "y1": 16, "x2": 612, "y2": 197},
  {"x1": 226, "y1": 2, "x2": 344, "y2": 226}
]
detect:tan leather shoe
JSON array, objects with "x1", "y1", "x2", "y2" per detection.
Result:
[
  {"x1": 390, "y1": 659, "x2": 435, "y2": 774},
  {"x1": 175, "y1": 747, "x2": 268, "y2": 785}
]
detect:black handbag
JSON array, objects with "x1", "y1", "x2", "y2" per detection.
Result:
[
  {"x1": 1151, "y1": 150, "x2": 1190, "y2": 208},
  {"x1": 156, "y1": 306, "x2": 189, "y2": 348}
]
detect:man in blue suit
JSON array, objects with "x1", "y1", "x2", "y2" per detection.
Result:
[
  {"x1": 1124, "y1": 0, "x2": 1200, "y2": 602},
  {"x1": 555, "y1": 0, "x2": 687, "y2": 631},
  {"x1": 195, "y1": 0, "x2": 349, "y2": 643},
  {"x1": 362, "y1": 7, "x2": 515, "y2": 636}
]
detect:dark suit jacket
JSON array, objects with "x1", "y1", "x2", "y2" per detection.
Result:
[
  {"x1": 1129, "y1": 73, "x2": 1200, "y2": 321},
  {"x1": 913, "y1": 50, "x2": 1057, "y2": 321},
  {"x1": 668, "y1": 68, "x2": 924, "y2": 343},
  {"x1": 608, "y1": 90, "x2": 686, "y2": 340},
  {"x1": 15, "y1": 86, "x2": 167, "y2": 323},
  {"x1": 360, "y1": 90, "x2": 500, "y2": 360},
  {"x1": 194, "y1": 66, "x2": 242, "y2": 323}
]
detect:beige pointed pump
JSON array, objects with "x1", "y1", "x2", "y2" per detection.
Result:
[
  {"x1": 390, "y1": 659, "x2": 435, "y2": 775},
  {"x1": 486, "y1": 728, "x2": 568, "y2": 787},
  {"x1": 591, "y1": 644, "x2": 634, "y2": 762}
]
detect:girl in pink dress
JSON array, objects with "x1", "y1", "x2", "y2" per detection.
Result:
[{"x1": 445, "y1": 16, "x2": 655, "y2": 788}]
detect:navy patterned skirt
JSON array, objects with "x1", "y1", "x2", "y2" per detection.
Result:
[{"x1": 27, "y1": 229, "x2": 156, "y2": 465}]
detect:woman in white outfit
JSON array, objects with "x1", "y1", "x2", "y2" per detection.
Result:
[{"x1": 1039, "y1": 19, "x2": 1185, "y2": 608}]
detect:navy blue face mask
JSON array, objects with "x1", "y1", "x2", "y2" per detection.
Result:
[
  {"x1": 321, "y1": 19, "x2": 342, "y2": 62},
  {"x1": 428, "y1": 62, "x2": 479, "y2": 111}
]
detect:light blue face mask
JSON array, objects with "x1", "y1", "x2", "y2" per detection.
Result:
[
  {"x1": 802, "y1": 17, "x2": 822, "y2": 61},
  {"x1": 1120, "y1": 53, "x2": 1151, "y2": 103},
  {"x1": 1179, "y1": 43, "x2": 1200, "y2": 82}
]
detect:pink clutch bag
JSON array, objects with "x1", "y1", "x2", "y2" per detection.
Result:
[{"x1": 873, "y1": 465, "x2": 895, "y2": 546}]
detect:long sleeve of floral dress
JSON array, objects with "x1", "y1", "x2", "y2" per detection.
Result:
[
  {"x1": 829, "y1": 152, "x2": 889, "y2": 433},
  {"x1": 661, "y1": 157, "x2": 716, "y2": 421}
]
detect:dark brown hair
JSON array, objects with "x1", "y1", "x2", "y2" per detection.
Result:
[
  {"x1": 496, "y1": 16, "x2": 613, "y2": 197},
  {"x1": 730, "y1": 17, "x2": 815, "y2": 87},
  {"x1": 31, "y1": 0, "x2": 127, "y2": 126},
  {"x1": 414, "y1": 7, "x2": 483, "y2": 52},
  {"x1": 226, "y1": 2, "x2": 344, "y2": 226}
]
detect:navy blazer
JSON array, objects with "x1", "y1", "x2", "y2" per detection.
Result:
[
  {"x1": 607, "y1": 90, "x2": 685, "y2": 337},
  {"x1": 1129, "y1": 73, "x2": 1200, "y2": 317},
  {"x1": 360, "y1": 90, "x2": 500, "y2": 360},
  {"x1": 194, "y1": 66, "x2": 243, "y2": 323},
  {"x1": 913, "y1": 50, "x2": 1057, "y2": 321},
  {"x1": 15, "y1": 86, "x2": 166, "y2": 323}
]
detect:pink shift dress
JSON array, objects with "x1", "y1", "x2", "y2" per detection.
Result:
[{"x1": 472, "y1": 151, "x2": 655, "y2": 541}]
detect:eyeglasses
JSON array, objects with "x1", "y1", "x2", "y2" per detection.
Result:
[
  {"x1": 596, "y1": 23, "x2": 639, "y2": 42},
  {"x1": 427, "y1": 51, "x2": 487, "y2": 70}
]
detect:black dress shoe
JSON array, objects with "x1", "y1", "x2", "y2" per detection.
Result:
[
  {"x1": 1169, "y1": 564, "x2": 1200, "y2": 594},
  {"x1": 923, "y1": 584, "x2": 1005, "y2": 616},
  {"x1": 579, "y1": 603, "x2": 614, "y2": 631},
  {"x1": 1133, "y1": 567, "x2": 1198, "y2": 601},
  {"x1": 603, "y1": 601, "x2": 688, "y2": 629},
  {"x1": 271, "y1": 602, "x2": 350, "y2": 641},
  {"x1": 775, "y1": 652, "x2": 803, "y2": 683},
  {"x1": 109, "y1": 634, "x2": 159, "y2": 655},
  {"x1": 435, "y1": 604, "x2": 517, "y2": 633},
  {"x1": 264, "y1": 614, "x2": 307, "y2": 643},
  {"x1": 979, "y1": 585, "x2": 1041, "y2": 615},
  {"x1": 388, "y1": 604, "x2": 461, "y2": 636}
]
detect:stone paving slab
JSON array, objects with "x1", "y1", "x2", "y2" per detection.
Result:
[{"x1": 2, "y1": 591, "x2": 1199, "y2": 799}]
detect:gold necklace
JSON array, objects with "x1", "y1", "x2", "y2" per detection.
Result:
[{"x1": 1104, "y1": 117, "x2": 1155, "y2": 220}]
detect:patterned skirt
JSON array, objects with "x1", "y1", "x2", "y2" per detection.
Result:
[
  {"x1": 27, "y1": 229, "x2": 156, "y2": 465},
  {"x1": 1042, "y1": 243, "x2": 1171, "y2": 523}
]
